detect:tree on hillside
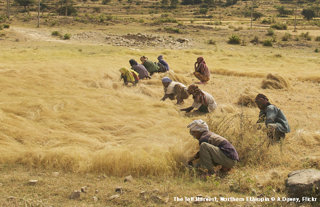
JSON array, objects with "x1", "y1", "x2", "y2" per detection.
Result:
[
  {"x1": 14, "y1": 0, "x2": 34, "y2": 12},
  {"x1": 57, "y1": 0, "x2": 77, "y2": 16},
  {"x1": 161, "y1": 0, "x2": 169, "y2": 6},
  {"x1": 102, "y1": 0, "x2": 111, "y2": 4},
  {"x1": 276, "y1": 5, "x2": 294, "y2": 17},
  {"x1": 301, "y1": 8, "x2": 315, "y2": 20},
  {"x1": 181, "y1": 0, "x2": 203, "y2": 5},
  {"x1": 6, "y1": 0, "x2": 10, "y2": 18},
  {"x1": 225, "y1": 0, "x2": 237, "y2": 7},
  {"x1": 170, "y1": 0, "x2": 179, "y2": 8},
  {"x1": 204, "y1": 0, "x2": 214, "y2": 6}
]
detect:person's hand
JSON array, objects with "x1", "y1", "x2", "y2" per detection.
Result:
[
  {"x1": 256, "y1": 115, "x2": 266, "y2": 123},
  {"x1": 185, "y1": 108, "x2": 192, "y2": 113},
  {"x1": 256, "y1": 124, "x2": 262, "y2": 130}
]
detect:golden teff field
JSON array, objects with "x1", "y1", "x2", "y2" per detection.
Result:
[{"x1": 0, "y1": 0, "x2": 320, "y2": 206}]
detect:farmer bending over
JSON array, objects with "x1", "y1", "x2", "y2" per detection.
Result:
[
  {"x1": 187, "y1": 120, "x2": 239, "y2": 176},
  {"x1": 255, "y1": 93, "x2": 290, "y2": 141}
]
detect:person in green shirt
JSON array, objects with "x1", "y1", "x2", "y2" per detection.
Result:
[{"x1": 140, "y1": 56, "x2": 159, "y2": 76}]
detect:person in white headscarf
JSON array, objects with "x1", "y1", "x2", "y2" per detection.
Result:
[
  {"x1": 160, "y1": 77, "x2": 189, "y2": 104},
  {"x1": 187, "y1": 120, "x2": 239, "y2": 176}
]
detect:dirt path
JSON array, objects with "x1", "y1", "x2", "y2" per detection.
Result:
[
  {"x1": 10, "y1": 26, "x2": 68, "y2": 43},
  {"x1": 9, "y1": 26, "x2": 192, "y2": 49}
]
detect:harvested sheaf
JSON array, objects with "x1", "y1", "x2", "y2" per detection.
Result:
[
  {"x1": 213, "y1": 69, "x2": 265, "y2": 78},
  {"x1": 152, "y1": 71, "x2": 191, "y2": 85},
  {"x1": 298, "y1": 76, "x2": 320, "y2": 83},
  {"x1": 237, "y1": 94, "x2": 257, "y2": 107},
  {"x1": 261, "y1": 74, "x2": 290, "y2": 89},
  {"x1": 237, "y1": 88, "x2": 258, "y2": 107}
]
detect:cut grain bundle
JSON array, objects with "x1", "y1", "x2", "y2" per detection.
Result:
[
  {"x1": 261, "y1": 74, "x2": 289, "y2": 89},
  {"x1": 168, "y1": 72, "x2": 190, "y2": 85},
  {"x1": 237, "y1": 88, "x2": 258, "y2": 107}
]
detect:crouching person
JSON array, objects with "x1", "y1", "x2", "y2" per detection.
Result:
[
  {"x1": 187, "y1": 120, "x2": 239, "y2": 176},
  {"x1": 255, "y1": 93, "x2": 290, "y2": 141},
  {"x1": 119, "y1": 68, "x2": 139, "y2": 86},
  {"x1": 181, "y1": 84, "x2": 217, "y2": 113},
  {"x1": 161, "y1": 77, "x2": 189, "y2": 104}
]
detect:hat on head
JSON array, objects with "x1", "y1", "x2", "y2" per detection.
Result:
[
  {"x1": 255, "y1": 93, "x2": 269, "y2": 102},
  {"x1": 187, "y1": 119, "x2": 209, "y2": 132},
  {"x1": 162, "y1": 77, "x2": 172, "y2": 83},
  {"x1": 129, "y1": 59, "x2": 138, "y2": 66},
  {"x1": 158, "y1": 55, "x2": 163, "y2": 60}
]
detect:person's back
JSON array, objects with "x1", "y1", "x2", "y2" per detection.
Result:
[
  {"x1": 263, "y1": 104, "x2": 290, "y2": 134},
  {"x1": 141, "y1": 56, "x2": 159, "y2": 75},
  {"x1": 119, "y1": 68, "x2": 139, "y2": 86},
  {"x1": 132, "y1": 64, "x2": 150, "y2": 79},
  {"x1": 157, "y1": 55, "x2": 169, "y2": 72},
  {"x1": 255, "y1": 93, "x2": 290, "y2": 141},
  {"x1": 129, "y1": 59, "x2": 150, "y2": 79}
]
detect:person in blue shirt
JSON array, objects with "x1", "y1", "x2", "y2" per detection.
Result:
[
  {"x1": 255, "y1": 94, "x2": 290, "y2": 141},
  {"x1": 157, "y1": 55, "x2": 169, "y2": 72}
]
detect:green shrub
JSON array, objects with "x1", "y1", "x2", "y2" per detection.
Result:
[
  {"x1": 63, "y1": 33, "x2": 71, "y2": 40},
  {"x1": 228, "y1": 34, "x2": 241, "y2": 45},
  {"x1": 266, "y1": 28, "x2": 274, "y2": 36},
  {"x1": 250, "y1": 36, "x2": 259, "y2": 44},
  {"x1": 241, "y1": 39, "x2": 247, "y2": 46},
  {"x1": 276, "y1": 6, "x2": 293, "y2": 17},
  {"x1": 3, "y1": 24, "x2": 10, "y2": 29},
  {"x1": 93, "y1": 7, "x2": 101, "y2": 13},
  {"x1": 51, "y1": 31, "x2": 61, "y2": 37},
  {"x1": 164, "y1": 27, "x2": 181, "y2": 34},
  {"x1": 282, "y1": 33, "x2": 291, "y2": 41},
  {"x1": 263, "y1": 39, "x2": 273, "y2": 47},
  {"x1": 271, "y1": 23, "x2": 287, "y2": 30},
  {"x1": 261, "y1": 18, "x2": 271, "y2": 24},
  {"x1": 153, "y1": 17, "x2": 178, "y2": 25},
  {"x1": 199, "y1": 8, "x2": 208, "y2": 15},
  {"x1": 315, "y1": 36, "x2": 320, "y2": 41},
  {"x1": 315, "y1": 48, "x2": 319, "y2": 53},
  {"x1": 300, "y1": 32, "x2": 312, "y2": 41},
  {"x1": 243, "y1": 10, "x2": 263, "y2": 20},
  {"x1": 102, "y1": 0, "x2": 111, "y2": 4},
  {"x1": 302, "y1": 8, "x2": 315, "y2": 20},
  {"x1": 0, "y1": 15, "x2": 7, "y2": 23},
  {"x1": 160, "y1": 14, "x2": 169, "y2": 18},
  {"x1": 57, "y1": 5, "x2": 78, "y2": 16},
  {"x1": 208, "y1": 39, "x2": 216, "y2": 45}
]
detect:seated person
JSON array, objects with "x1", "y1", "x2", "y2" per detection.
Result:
[{"x1": 194, "y1": 57, "x2": 210, "y2": 84}]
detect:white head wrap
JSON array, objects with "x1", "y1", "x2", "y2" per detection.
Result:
[{"x1": 187, "y1": 119, "x2": 209, "y2": 132}]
